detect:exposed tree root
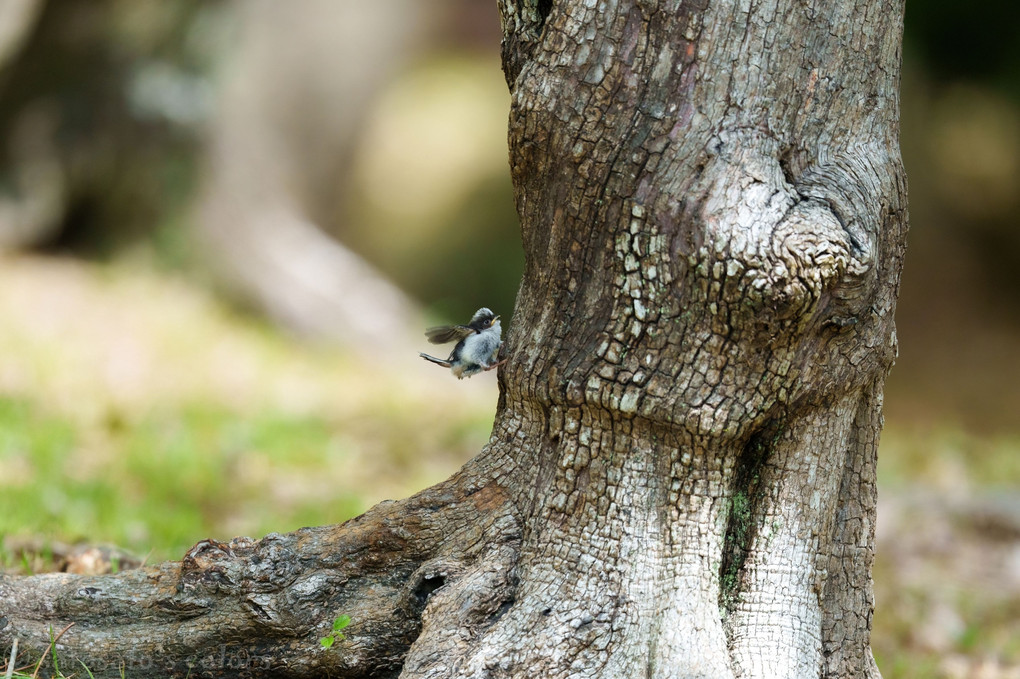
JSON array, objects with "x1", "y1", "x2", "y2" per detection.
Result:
[{"x1": 0, "y1": 462, "x2": 521, "y2": 678}]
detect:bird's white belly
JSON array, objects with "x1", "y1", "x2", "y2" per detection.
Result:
[{"x1": 460, "y1": 325, "x2": 501, "y2": 366}]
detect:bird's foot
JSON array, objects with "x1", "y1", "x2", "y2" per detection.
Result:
[{"x1": 482, "y1": 358, "x2": 508, "y2": 372}]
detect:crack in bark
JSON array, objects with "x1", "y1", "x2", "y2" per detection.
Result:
[{"x1": 718, "y1": 422, "x2": 780, "y2": 619}]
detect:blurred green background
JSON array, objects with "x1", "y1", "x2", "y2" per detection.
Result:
[{"x1": 0, "y1": 1, "x2": 1017, "y2": 677}]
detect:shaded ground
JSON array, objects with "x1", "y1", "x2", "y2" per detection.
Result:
[
  {"x1": 874, "y1": 490, "x2": 1020, "y2": 677},
  {"x1": 0, "y1": 254, "x2": 1017, "y2": 678}
]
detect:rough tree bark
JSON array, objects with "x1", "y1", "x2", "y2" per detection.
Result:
[{"x1": 0, "y1": 0, "x2": 907, "y2": 677}]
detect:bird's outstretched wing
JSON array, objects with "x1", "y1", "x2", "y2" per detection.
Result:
[{"x1": 424, "y1": 325, "x2": 474, "y2": 344}]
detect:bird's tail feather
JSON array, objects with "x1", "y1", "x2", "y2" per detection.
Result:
[{"x1": 419, "y1": 353, "x2": 452, "y2": 368}]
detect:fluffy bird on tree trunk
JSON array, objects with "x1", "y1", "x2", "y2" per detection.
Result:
[{"x1": 419, "y1": 307, "x2": 504, "y2": 379}]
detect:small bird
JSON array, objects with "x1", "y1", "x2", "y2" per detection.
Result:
[{"x1": 419, "y1": 307, "x2": 505, "y2": 379}]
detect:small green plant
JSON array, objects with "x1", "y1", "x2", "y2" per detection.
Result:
[
  {"x1": 319, "y1": 615, "x2": 351, "y2": 649},
  {"x1": 48, "y1": 625, "x2": 61, "y2": 677}
]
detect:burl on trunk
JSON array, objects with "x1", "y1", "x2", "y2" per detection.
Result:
[{"x1": 1, "y1": 0, "x2": 907, "y2": 677}]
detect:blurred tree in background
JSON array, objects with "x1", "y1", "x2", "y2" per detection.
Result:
[
  {"x1": 0, "y1": 0, "x2": 219, "y2": 253},
  {"x1": 885, "y1": 0, "x2": 1020, "y2": 434}
]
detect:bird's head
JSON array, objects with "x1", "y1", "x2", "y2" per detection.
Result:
[{"x1": 469, "y1": 307, "x2": 498, "y2": 330}]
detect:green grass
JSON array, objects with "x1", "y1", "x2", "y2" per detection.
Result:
[
  {"x1": 0, "y1": 256, "x2": 496, "y2": 566},
  {"x1": 0, "y1": 397, "x2": 365, "y2": 562},
  {"x1": 0, "y1": 389, "x2": 497, "y2": 564}
]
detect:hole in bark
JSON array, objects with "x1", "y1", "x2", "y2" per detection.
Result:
[
  {"x1": 537, "y1": 0, "x2": 553, "y2": 25},
  {"x1": 413, "y1": 574, "x2": 447, "y2": 605},
  {"x1": 244, "y1": 598, "x2": 273, "y2": 622},
  {"x1": 541, "y1": 607, "x2": 552, "y2": 616},
  {"x1": 492, "y1": 597, "x2": 515, "y2": 622},
  {"x1": 822, "y1": 313, "x2": 859, "y2": 334},
  {"x1": 779, "y1": 151, "x2": 797, "y2": 188},
  {"x1": 719, "y1": 423, "x2": 779, "y2": 615}
]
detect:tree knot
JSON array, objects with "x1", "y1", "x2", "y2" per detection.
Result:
[{"x1": 690, "y1": 143, "x2": 876, "y2": 340}]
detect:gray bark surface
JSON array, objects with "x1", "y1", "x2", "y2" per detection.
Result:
[{"x1": 0, "y1": 0, "x2": 907, "y2": 677}]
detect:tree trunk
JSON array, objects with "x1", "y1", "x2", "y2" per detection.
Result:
[{"x1": 0, "y1": 0, "x2": 907, "y2": 677}]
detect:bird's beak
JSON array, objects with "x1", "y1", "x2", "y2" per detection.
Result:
[{"x1": 492, "y1": 316, "x2": 500, "y2": 325}]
